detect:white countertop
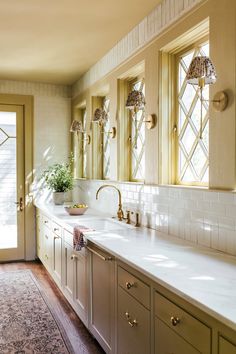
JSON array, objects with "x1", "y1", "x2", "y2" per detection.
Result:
[{"x1": 35, "y1": 201, "x2": 236, "y2": 331}]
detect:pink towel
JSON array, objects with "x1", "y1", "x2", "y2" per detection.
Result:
[{"x1": 73, "y1": 225, "x2": 92, "y2": 251}]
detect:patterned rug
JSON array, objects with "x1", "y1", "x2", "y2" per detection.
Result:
[{"x1": 0, "y1": 270, "x2": 74, "y2": 354}]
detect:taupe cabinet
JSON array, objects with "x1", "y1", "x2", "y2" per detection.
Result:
[
  {"x1": 36, "y1": 209, "x2": 236, "y2": 354},
  {"x1": 88, "y1": 245, "x2": 115, "y2": 353}
]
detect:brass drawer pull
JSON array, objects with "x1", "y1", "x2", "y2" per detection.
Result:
[
  {"x1": 87, "y1": 246, "x2": 112, "y2": 261},
  {"x1": 125, "y1": 282, "x2": 134, "y2": 290},
  {"x1": 171, "y1": 316, "x2": 180, "y2": 326},
  {"x1": 125, "y1": 312, "x2": 138, "y2": 328},
  {"x1": 71, "y1": 255, "x2": 78, "y2": 261}
]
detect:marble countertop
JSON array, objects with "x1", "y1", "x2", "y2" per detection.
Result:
[{"x1": 35, "y1": 201, "x2": 236, "y2": 331}]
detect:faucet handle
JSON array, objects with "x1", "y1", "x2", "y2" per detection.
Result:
[
  {"x1": 135, "y1": 212, "x2": 140, "y2": 227},
  {"x1": 125, "y1": 210, "x2": 131, "y2": 224}
]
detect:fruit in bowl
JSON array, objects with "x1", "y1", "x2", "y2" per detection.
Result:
[{"x1": 64, "y1": 204, "x2": 88, "y2": 215}]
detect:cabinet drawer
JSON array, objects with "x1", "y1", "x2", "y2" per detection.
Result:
[
  {"x1": 51, "y1": 221, "x2": 62, "y2": 237},
  {"x1": 118, "y1": 266, "x2": 150, "y2": 309},
  {"x1": 118, "y1": 286, "x2": 150, "y2": 354},
  {"x1": 155, "y1": 318, "x2": 200, "y2": 354},
  {"x1": 155, "y1": 292, "x2": 211, "y2": 354},
  {"x1": 219, "y1": 336, "x2": 236, "y2": 354}
]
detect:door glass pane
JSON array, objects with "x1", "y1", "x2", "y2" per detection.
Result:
[{"x1": 0, "y1": 112, "x2": 17, "y2": 249}]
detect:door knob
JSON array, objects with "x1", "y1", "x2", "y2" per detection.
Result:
[{"x1": 14, "y1": 197, "x2": 23, "y2": 212}]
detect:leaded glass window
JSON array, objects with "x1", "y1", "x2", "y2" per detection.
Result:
[
  {"x1": 102, "y1": 97, "x2": 111, "y2": 179},
  {"x1": 82, "y1": 108, "x2": 87, "y2": 178},
  {"x1": 176, "y1": 41, "x2": 209, "y2": 185},
  {"x1": 130, "y1": 79, "x2": 145, "y2": 181}
]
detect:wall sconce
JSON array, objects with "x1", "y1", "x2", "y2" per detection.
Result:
[
  {"x1": 70, "y1": 120, "x2": 91, "y2": 144},
  {"x1": 186, "y1": 56, "x2": 228, "y2": 139},
  {"x1": 125, "y1": 89, "x2": 156, "y2": 148},
  {"x1": 92, "y1": 108, "x2": 116, "y2": 138}
]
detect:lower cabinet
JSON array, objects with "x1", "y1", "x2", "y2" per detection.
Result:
[
  {"x1": 88, "y1": 245, "x2": 115, "y2": 354},
  {"x1": 117, "y1": 287, "x2": 150, "y2": 354},
  {"x1": 155, "y1": 318, "x2": 200, "y2": 354},
  {"x1": 36, "y1": 209, "x2": 236, "y2": 354},
  {"x1": 219, "y1": 337, "x2": 236, "y2": 354},
  {"x1": 62, "y1": 238, "x2": 88, "y2": 325}
]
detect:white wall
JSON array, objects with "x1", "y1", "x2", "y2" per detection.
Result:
[{"x1": 0, "y1": 79, "x2": 71, "y2": 199}]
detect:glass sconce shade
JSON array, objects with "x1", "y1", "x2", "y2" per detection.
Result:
[
  {"x1": 186, "y1": 56, "x2": 217, "y2": 85},
  {"x1": 125, "y1": 90, "x2": 146, "y2": 111}
]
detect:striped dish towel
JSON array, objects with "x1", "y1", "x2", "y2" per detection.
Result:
[{"x1": 73, "y1": 225, "x2": 92, "y2": 251}]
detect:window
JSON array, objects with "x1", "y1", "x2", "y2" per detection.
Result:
[
  {"x1": 81, "y1": 108, "x2": 87, "y2": 178},
  {"x1": 129, "y1": 78, "x2": 145, "y2": 181},
  {"x1": 102, "y1": 97, "x2": 111, "y2": 179},
  {"x1": 175, "y1": 40, "x2": 209, "y2": 185}
]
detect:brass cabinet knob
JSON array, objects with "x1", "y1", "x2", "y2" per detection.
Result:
[
  {"x1": 44, "y1": 220, "x2": 48, "y2": 224},
  {"x1": 125, "y1": 282, "x2": 134, "y2": 290},
  {"x1": 171, "y1": 316, "x2": 180, "y2": 326}
]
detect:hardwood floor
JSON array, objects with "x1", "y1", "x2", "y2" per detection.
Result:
[{"x1": 0, "y1": 260, "x2": 105, "y2": 354}]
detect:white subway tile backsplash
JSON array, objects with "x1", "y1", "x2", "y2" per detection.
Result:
[{"x1": 73, "y1": 180, "x2": 236, "y2": 257}]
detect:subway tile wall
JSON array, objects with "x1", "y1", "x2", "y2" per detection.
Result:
[{"x1": 73, "y1": 179, "x2": 236, "y2": 256}]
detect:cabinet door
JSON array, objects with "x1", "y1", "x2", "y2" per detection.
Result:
[
  {"x1": 36, "y1": 212, "x2": 43, "y2": 260},
  {"x1": 52, "y1": 233, "x2": 62, "y2": 286},
  {"x1": 88, "y1": 246, "x2": 115, "y2": 354},
  {"x1": 219, "y1": 337, "x2": 236, "y2": 354},
  {"x1": 73, "y1": 251, "x2": 87, "y2": 324},
  {"x1": 43, "y1": 225, "x2": 53, "y2": 270},
  {"x1": 63, "y1": 242, "x2": 74, "y2": 300},
  {"x1": 117, "y1": 286, "x2": 150, "y2": 354},
  {"x1": 155, "y1": 318, "x2": 200, "y2": 354}
]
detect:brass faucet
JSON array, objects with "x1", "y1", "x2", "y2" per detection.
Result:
[{"x1": 96, "y1": 184, "x2": 124, "y2": 221}]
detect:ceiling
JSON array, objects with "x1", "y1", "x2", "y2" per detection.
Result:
[{"x1": 0, "y1": 0, "x2": 161, "y2": 85}]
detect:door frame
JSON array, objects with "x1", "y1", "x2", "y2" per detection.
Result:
[{"x1": 0, "y1": 94, "x2": 34, "y2": 261}]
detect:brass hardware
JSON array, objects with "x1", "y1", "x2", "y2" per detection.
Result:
[
  {"x1": 125, "y1": 281, "x2": 134, "y2": 290},
  {"x1": 87, "y1": 246, "x2": 112, "y2": 261},
  {"x1": 44, "y1": 220, "x2": 48, "y2": 224},
  {"x1": 135, "y1": 212, "x2": 140, "y2": 227},
  {"x1": 96, "y1": 184, "x2": 124, "y2": 221},
  {"x1": 101, "y1": 126, "x2": 116, "y2": 139},
  {"x1": 212, "y1": 91, "x2": 228, "y2": 112},
  {"x1": 124, "y1": 210, "x2": 131, "y2": 224},
  {"x1": 125, "y1": 312, "x2": 138, "y2": 327},
  {"x1": 170, "y1": 316, "x2": 180, "y2": 326},
  {"x1": 14, "y1": 197, "x2": 23, "y2": 212},
  {"x1": 173, "y1": 124, "x2": 177, "y2": 133},
  {"x1": 81, "y1": 134, "x2": 91, "y2": 145},
  {"x1": 145, "y1": 114, "x2": 157, "y2": 130},
  {"x1": 53, "y1": 228, "x2": 59, "y2": 232},
  {"x1": 71, "y1": 255, "x2": 78, "y2": 261}
]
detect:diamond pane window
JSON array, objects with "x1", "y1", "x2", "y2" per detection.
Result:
[
  {"x1": 130, "y1": 79, "x2": 145, "y2": 181},
  {"x1": 102, "y1": 97, "x2": 111, "y2": 179},
  {"x1": 176, "y1": 42, "x2": 209, "y2": 185},
  {"x1": 82, "y1": 108, "x2": 87, "y2": 178}
]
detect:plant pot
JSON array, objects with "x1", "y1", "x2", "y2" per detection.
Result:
[{"x1": 53, "y1": 192, "x2": 65, "y2": 205}]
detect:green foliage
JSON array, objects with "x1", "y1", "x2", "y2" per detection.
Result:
[{"x1": 41, "y1": 155, "x2": 74, "y2": 193}]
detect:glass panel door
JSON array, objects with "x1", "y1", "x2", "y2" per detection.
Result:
[{"x1": 0, "y1": 105, "x2": 24, "y2": 261}]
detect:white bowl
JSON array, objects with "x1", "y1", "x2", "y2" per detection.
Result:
[{"x1": 64, "y1": 206, "x2": 88, "y2": 215}]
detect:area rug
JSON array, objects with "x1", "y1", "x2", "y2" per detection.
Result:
[{"x1": 0, "y1": 270, "x2": 74, "y2": 354}]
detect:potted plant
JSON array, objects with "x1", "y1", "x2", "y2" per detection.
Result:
[{"x1": 41, "y1": 156, "x2": 73, "y2": 205}]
